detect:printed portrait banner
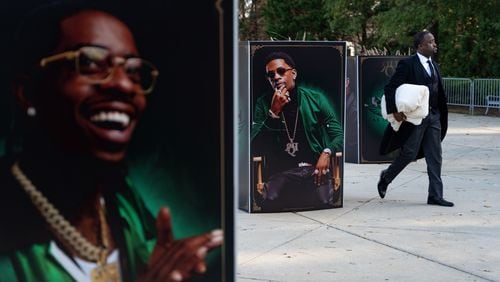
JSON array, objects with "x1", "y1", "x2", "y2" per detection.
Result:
[
  {"x1": 358, "y1": 56, "x2": 408, "y2": 163},
  {"x1": 0, "y1": 1, "x2": 234, "y2": 281},
  {"x1": 239, "y1": 41, "x2": 346, "y2": 213}
]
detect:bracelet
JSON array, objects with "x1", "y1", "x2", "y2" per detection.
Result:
[
  {"x1": 322, "y1": 148, "x2": 332, "y2": 155},
  {"x1": 268, "y1": 109, "x2": 280, "y2": 119}
]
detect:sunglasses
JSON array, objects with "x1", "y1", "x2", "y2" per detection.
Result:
[{"x1": 266, "y1": 67, "x2": 293, "y2": 79}]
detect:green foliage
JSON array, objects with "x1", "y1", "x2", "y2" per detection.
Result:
[
  {"x1": 239, "y1": 0, "x2": 268, "y2": 40},
  {"x1": 241, "y1": 0, "x2": 500, "y2": 77},
  {"x1": 436, "y1": 0, "x2": 500, "y2": 77},
  {"x1": 324, "y1": 0, "x2": 386, "y2": 45},
  {"x1": 371, "y1": 0, "x2": 499, "y2": 77},
  {"x1": 372, "y1": 0, "x2": 438, "y2": 52},
  {"x1": 262, "y1": 0, "x2": 330, "y2": 40}
]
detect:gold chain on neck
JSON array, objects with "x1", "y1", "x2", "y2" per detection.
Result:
[
  {"x1": 281, "y1": 105, "x2": 300, "y2": 143},
  {"x1": 11, "y1": 162, "x2": 111, "y2": 263}
]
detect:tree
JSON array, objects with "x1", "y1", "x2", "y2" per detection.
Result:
[
  {"x1": 239, "y1": 0, "x2": 500, "y2": 77},
  {"x1": 324, "y1": 0, "x2": 388, "y2": 47},
  {"x1": 372, "y1": 0, "x2": 438, "y2": 53},
  {"x1": 239, "y1": 0, "x2": 268, "y2": 40},
  {"x1": 261, "y1": 0, "x2": 331, "y2": 40},
  {"x1": 436, "y1": 0, "x2": 500, "y2": 77}
]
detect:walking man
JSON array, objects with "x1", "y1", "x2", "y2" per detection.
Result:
[{"x1": 378, "y1": 31, "x2": 453, "y2": 207}]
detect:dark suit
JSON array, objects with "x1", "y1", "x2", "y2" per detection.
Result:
[{"x1": 379, "y1": 53, "x2": 448, "y2": 200}]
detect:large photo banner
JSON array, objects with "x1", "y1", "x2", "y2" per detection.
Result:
[
  {"x1": 0, "y1": 1, "x2": 233, "y2": 281},
  {"x1": 359, "y1": 56, "x2": 407, "y2": 163},
  {"x1": 245, "y1": 41, "x2": 345, "y2": 213}
]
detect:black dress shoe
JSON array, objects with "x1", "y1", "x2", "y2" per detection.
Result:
[
  {"x1": 377, "y1": 170, "x2": 388, "y2": 199},
  {"x1": 427, "y1": 197, "x2": 454, "y2": 207}
]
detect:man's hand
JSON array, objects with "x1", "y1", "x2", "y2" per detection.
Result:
[
  {"x1": 137, "y1": 207, "x2": 223, "y2": 282},
  {"x1": 313, "y1": 152, "x2": 331, "y2": 186},
  {"x1": 393, "y1": 112, "x2": 407, "y2": 122},
  {"x1": 269, "y1": 85, "x2": 290, "y2": 116}
]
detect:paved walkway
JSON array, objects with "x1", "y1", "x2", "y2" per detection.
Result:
[{"x1": 236, "y1": 113, "x2": 500, "y2": 282}]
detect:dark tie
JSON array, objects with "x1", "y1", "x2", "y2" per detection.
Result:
[
  {"x1": 427, "y1": 60, "x2": 435, "y2": 78},
  {"x1": 427, "y1": 60, "x2": 438, "y2": 104}
]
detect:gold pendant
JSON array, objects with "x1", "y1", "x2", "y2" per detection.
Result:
[{"x1": 90, "y1": 262, "x2": 121, "y2": 282}]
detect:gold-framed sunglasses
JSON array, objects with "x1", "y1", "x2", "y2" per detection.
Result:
[
  {"x1": 40, "y1": 45, "x2": 159, "y2": 94},
  {"x1": 266, "y1": 67, "x2": 293, "y2": 79}
]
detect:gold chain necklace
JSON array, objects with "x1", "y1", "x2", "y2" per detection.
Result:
[
  {"x1": 11, "y1": 162, "x2": 120, "y2": 282},
  {"x1": 281, "y1": 105, "x2": 299, "y2": 157}
]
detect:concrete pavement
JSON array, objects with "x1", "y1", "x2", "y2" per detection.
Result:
[{"x1": 236, "y1": 112, "x2": 500, "y2": 282}]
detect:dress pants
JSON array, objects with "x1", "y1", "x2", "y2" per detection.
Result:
[{"x1": 383, "y1": 109, "x2": 443, "y2": 199}]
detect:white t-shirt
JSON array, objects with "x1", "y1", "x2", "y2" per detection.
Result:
[{"x1": 49, "y1": 241, "x2": 120, "y2": 282}]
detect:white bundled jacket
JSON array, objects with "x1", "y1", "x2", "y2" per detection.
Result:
[{"x1": 381, "y1": 83, "x2": 429, "y2": 131}]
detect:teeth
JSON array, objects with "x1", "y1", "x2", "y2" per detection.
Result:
[{"x1": 90, "y1": 111, "x2": 130, "y2": 127}]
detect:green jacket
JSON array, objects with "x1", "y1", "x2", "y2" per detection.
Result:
[
  {"x1": 251, "y1": 85, "x2": 343, "y2": 154},
  {"x1": 0, "y1": 175, "x2": 156, "y2": 282}
]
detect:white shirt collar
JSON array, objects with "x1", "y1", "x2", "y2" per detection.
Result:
[
  {"x1": 417, "y1": 52, "x2": 432, "y2": 64},
  {"x1": 49, "y1": 241, "x2": 120, "y2": 282}
]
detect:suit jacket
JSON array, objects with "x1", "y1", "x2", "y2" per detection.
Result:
[{"x1": 379, "y1": 54, "x2": 448, "y2": 157}]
